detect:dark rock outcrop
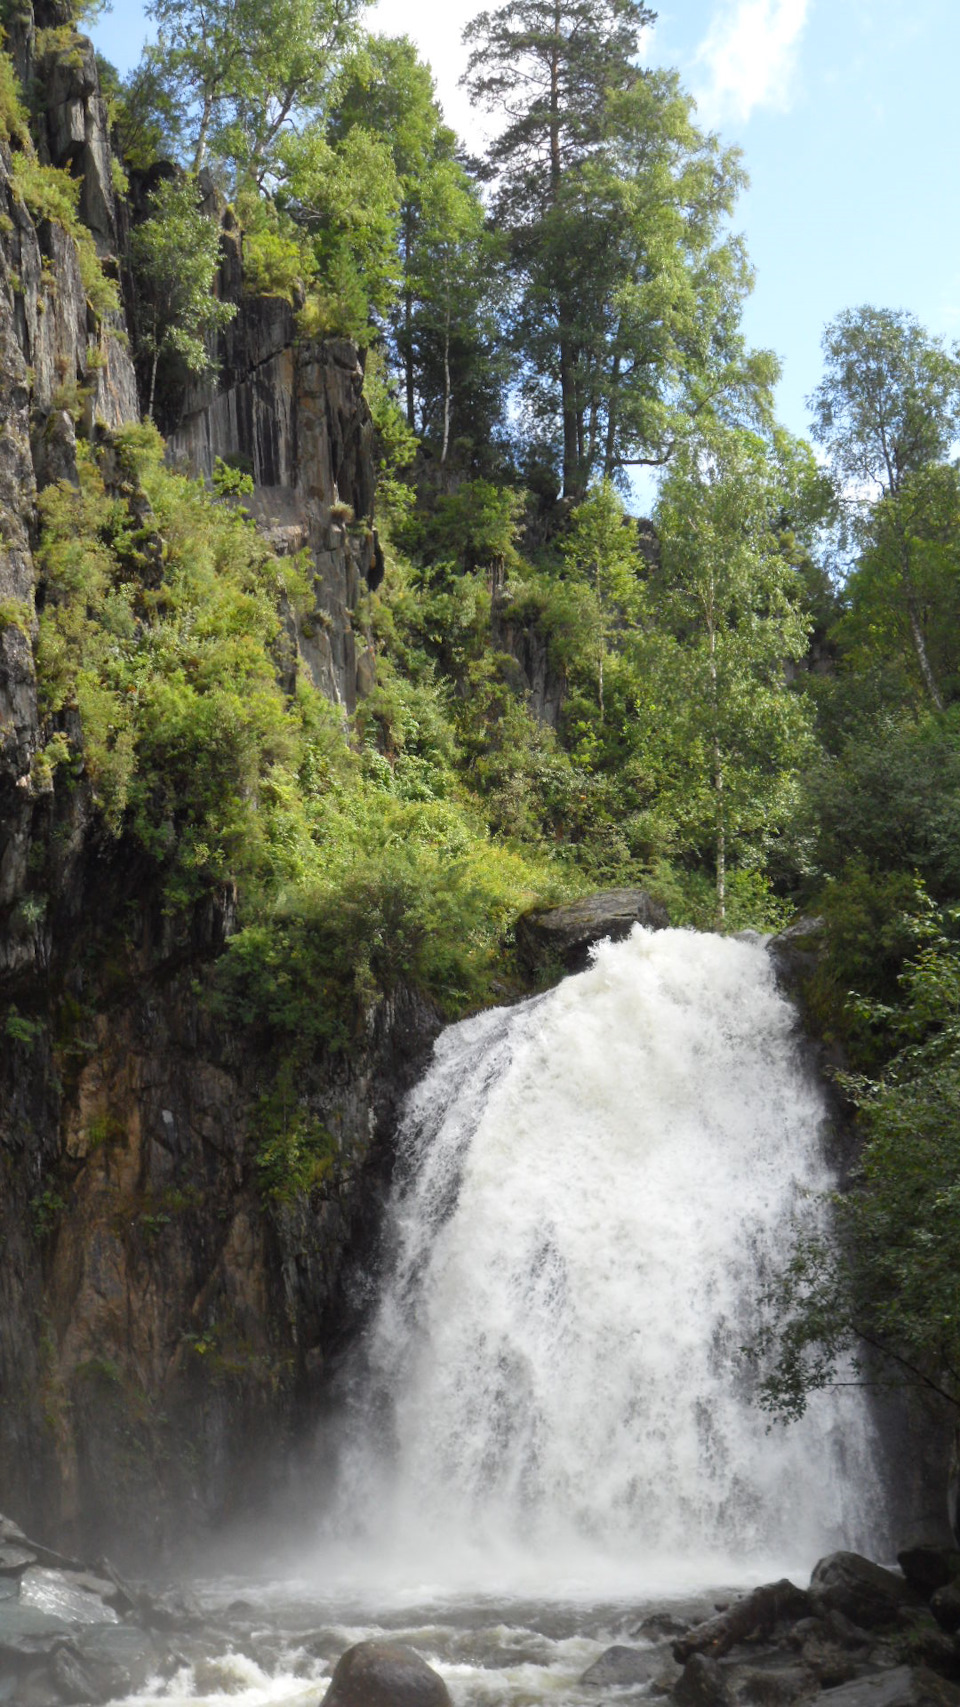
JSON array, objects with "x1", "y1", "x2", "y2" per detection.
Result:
[
  {"x1": 516, "y1": 887, "x2": 669, "y2": 975},
  {"x1": 166, "y1": 268, "x2": 381, "y2": 712},
  {"x1": 813, "y1": 1669, "x2": 960, "y2": 1707},
  {"x1": 321, "y1": 1640, "x2": 452, "y2": 1707},
  {"x1": 810, "y1": 1554, "x2": 921, "y2": 1630},
  {"x1": 899, "y1": 1550, "x2": 958, "y2": 1600},
  {"x1": 665, "y1": 1557, "x2": 960, "y2": 1707},
  {"x1": 674, "y1": 1582, "x2": 813, "y2": 1663}
]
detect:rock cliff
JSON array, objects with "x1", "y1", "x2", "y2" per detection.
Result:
[
  {"x1": 0, "y1": 7, "x2": 436, "y2": 1561},
  {"x1": 166, "y1": 202, "x2": 383, "y2": 711}
]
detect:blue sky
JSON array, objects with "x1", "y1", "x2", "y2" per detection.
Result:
[{"x1": 93, "y1": 0, "x2": 960, "y2": 450}]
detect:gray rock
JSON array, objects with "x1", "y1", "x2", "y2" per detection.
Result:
[
  {"x1": 516, "y1": 888, "x2": 669, "y2": 974},
  {"x1": 675, "y1": 1582, "x2": 812, "y2": 1662},
  {"x1": 0, "y1": 1601, "x2": 71, "y2": 1654},
  {"x1": 811, "y1": 1554, "x2": 920, "y2": 1630},
  {"x1": 931, "y1": 1586, "x2": 960, "y2": 1636},
  {"x1": 321, "y1": 1640, "x2": 451, "y2": 1707},
  {"x1": 19, "y1": 1564, "x2": 120, "y2": 1625},
  {"x1": 581, "y1": 1644, "x2": 668, "y2": 1687},
  {"x1": 73, "y1": 1624, "x2": 162, "y2": 1698},
  {"x1": 723, "y1": 1664, "x2": 818, "y2": 1707},
  {"x1": 767, "y1": 917, "x2": 824, "y2": 997},
  {"x1": 674, "y1": 1653, "x2": 732, "y2": 1707},
  {"x1": 817, "y1": 1664, "x2": 960, "y2": 1707}
]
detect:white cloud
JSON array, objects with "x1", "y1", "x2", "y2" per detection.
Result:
[{"x1": 693, "y1": 0, "x2": 810, "y2": 127}]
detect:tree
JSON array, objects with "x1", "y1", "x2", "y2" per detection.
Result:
[
  {"x1": 275, "y1": 122, "x2": 401, "y2": 335},
  {"x1": 562, "y1": 480, "x2": 644, "y2": 721},
  {"x1": 330, "y1": 35, "x2": 506, "y2": 462},
  {"x1": 753, "y1": 894, "x2": 960, "y2": 1423},
  {"x1": 406, "y1": 160, "x2": 501, "y2": 466},
  {"x1": 330, "y1": 35, "x2": 454, "y2": 426},
  {"x1": 464, "y1": 0, "x2": 652, "y2": 497},
  {"x1": 810, "y1": 307, "x2": 960, "y2": 712},
  {"x1": 464, "y1": 5, "x2": 775, "y2": 498},
  {"x1": 141, "y1": 0, "x2": 362, "y2": 180},
  {"x1": 650, "y1": 430, "x2": 813, "y2": 925},
  {"x1": 130, "y1": 176, "x2": 237, "y2": 420}
]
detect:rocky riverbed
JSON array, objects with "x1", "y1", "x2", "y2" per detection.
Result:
[{"x1": 5, "y1": 1511, "x2": 960, "y2": 1707}]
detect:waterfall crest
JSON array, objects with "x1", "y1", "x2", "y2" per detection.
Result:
[{"x1": 328, "y1": 927, "x2": 878, "y2": 1596}]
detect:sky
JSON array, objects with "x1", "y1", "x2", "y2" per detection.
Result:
[{"x1": 92, "y1": 0, "x2": 960, "y2": 453}]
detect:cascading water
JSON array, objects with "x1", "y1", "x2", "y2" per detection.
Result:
[{"x1": 327, "y1": 926, "x2": 880, "y2": 1598}]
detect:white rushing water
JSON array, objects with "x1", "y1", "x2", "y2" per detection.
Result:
[
  {"x1": 119, "y1": 926, "x2": 882, "y2": 1705},
  {"x1": 325, "y1": 925, "x2": 879, "y2": 1599}
]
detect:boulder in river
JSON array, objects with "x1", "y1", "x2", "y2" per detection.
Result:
[
  {"x1": 581, "y1": 1644, "x2": 677, "y2": 1687},
  {"x1": 930, "y1": 1584, "x2": 960, "y2": 1635},
  {"x1": 515, "y1": 888, "x2": 668, "y2": 974},
  {"x1": 810, "y1": 1553, "x2": 921, "y2": 1630},
  {"x1": 674, "y1": 1581, "x2": 812, "y2": 1662},
  {"x1": 321, "y1": 1639, "x2": 452, "y2": 1707},
  {"x1": 812, "y1": 1665, "x2": 960, "y2": 1707}
]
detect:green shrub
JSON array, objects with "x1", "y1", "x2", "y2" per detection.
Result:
[{"x1": 9, "y1": 154, "x2": 119, "y2": 317}]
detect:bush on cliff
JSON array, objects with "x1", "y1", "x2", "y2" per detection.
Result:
[{"x1": 33, "y1": 422, "x2": 568, "y2": 1044}]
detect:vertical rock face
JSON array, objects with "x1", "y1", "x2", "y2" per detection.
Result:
[
  {"x1": 0, "y1": 9, "x2": 436, "y2": 1560},
  {"x1": 167, "y1": 239, "x2": 382, "y2": 712}
]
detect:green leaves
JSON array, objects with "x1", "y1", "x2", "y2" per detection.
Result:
[
  {"x1": 143, "y1": 0, "x2": 363, "y2": 180},
  {"x1": 649, "y1": 429, "x2": 815, "y2": 923},
  {"x1": 754, "y1": 903, "x2": 960, "y2": 1420},
  {"x1": 130, "y1": 175, "x2": 237, "y2": 417}
]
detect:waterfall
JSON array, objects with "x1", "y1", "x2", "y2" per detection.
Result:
[{"x1": 327, "y1": 927, "x2": 878, "y2": 1598}]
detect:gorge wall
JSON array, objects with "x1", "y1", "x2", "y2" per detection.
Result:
[{"x1": 0, "y1": 3, "x2": 439, "y2": 1561}]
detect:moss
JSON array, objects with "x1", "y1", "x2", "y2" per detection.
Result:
[
  {"x1": 0, "y1": 42, "x2": 30, "y2": 149},
  {"x1": 0, "y1": 596, "x2": 31, "y2": 637},
  {"x1": 30, "y1": 1186, "x2": 66, "y2": 1238}
]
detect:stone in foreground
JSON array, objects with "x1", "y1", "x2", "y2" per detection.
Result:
[
  {"x1": 817, "y1": 1665, "x2": 960, "y2": 1707},
  {"x1": 581, "y1": 1644, "x2": 673, "y2": 1687},
  {"x1": 321, "y1": 1639, "x2": 452, "y2": 1707}
]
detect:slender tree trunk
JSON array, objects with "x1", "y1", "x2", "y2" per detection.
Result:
[
  {"x1": 403, "y1": 207, "x2": 415, "y2": 429},
  {"x1": 192, "y1": 93, "x2": 213, "y2": 174},
  {"x1": 715, "y1": 738, "x2": 726, "y2": 928},
  {"x1": 900, "y1": 537, "x2": 944, "y2": 710},
  {"x1": 585, "y1": 394, "x2": 599, "y2": 475},
  {"x1": 708, "y1": 590, "x2": 725, "y2": 927},
  {"x1": 548, "y1": 9, "x2": 579, "y2": 498},
  {"x1": 148, "y1": 347, "x2": 159, "y2": 422},
  {"x1": 441, "y1": 302, "x2": 452, "y2": 468},
  {"x1": 596, "y1": 556, "x2": 604, "y2": 721},
  {"x1": 560, "y1": 334, "x2": 579, "y2": 497},
  {"x1": 604, "y1": 344, "x2": 621, "y2": 479}
]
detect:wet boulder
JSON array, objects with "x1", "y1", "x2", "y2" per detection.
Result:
[
  {"x1": 675, "y1": 1653, "x2": 732, "y2": 1707},
  {"x1": 321, "y1": 1640, "x2": 451, "y2": 1707},
  {"x1": 811, "y1": 1554, "x2": 921, "y2": 1630},
  {"x1": 674, "y1": 1581, "x2": 812, "y2": 1662},
  {"x1": 582, "y1": 1644, "x2": 675, "y2": 1687},
  {"x1": 723, "y1": 1663, "x2": 819, "y2": 1707},
  {"x1": 814, "y1": 1665, "x2": 960, "y2": 1707},
  {"x1": 931, "y1": 1586, "x2": 960, "y2": 1636}
]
